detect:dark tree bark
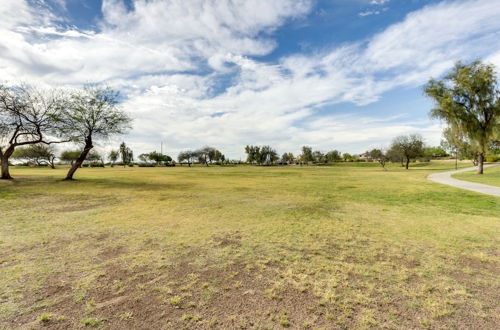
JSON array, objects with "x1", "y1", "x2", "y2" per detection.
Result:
[
  {"x1": 405, "y1": 157, "x2": 410, "y2": 170},
  {"x1": 477, "y1": 153, "x2": 484, "y2": 174},
  {"x1": 65, "y1": 136, "x2": 93, "y2": 180},
  {"x1": 49, "y1": 156, "x2": 56, "y2": 169},
  {"x1": 1, "y1": 146, "x2": 15, "y2": 179}
]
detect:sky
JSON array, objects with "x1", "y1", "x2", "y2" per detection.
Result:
[{"x1": 1, "y1": 0, "x2": 499, "y2": 159}]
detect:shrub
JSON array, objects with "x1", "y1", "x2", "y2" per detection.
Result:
[
  {"x1": 138, "y1": 163, "x2": 155, "y2": 167},
  {"x1": 485, "y1": 155, "x2": 500, "y2": 162},
  {"x1": 89, "y1": 163, "x2": 104, "y2": 168}
]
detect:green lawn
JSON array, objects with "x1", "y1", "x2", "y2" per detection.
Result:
[
  {"x1": 0, "y1": 161, "x2": 498, "y2": 329},
  {"x1": 452, "y1": 164, "x2": 500, "y2": 187}
]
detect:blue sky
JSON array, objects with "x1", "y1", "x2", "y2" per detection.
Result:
[{"x1": 1, "y1": 0, "x2": 499, "y2": 158}]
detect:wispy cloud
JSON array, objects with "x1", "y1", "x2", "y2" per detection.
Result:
[
  {"x1": 359, "y1": 8, "x2": 387, "y2": 17},
  {"x1": 370, "y1": 0, "x2": 390, "y2": 5}
]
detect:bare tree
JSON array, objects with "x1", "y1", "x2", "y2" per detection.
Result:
[
  {"x1": 59, "y1": 86, "x2": 132, "y2": 180},
  {"x1": 0, "y1": 85, "x2": 66, "y2": 179}
]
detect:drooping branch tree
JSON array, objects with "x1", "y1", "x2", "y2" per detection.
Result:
[
  {"x1": 139, "y1": 151, "x2": 171, "y2": 165},
  {"x1": 178, "y1": 150, "x2": 196, "y2": 166},
  {"x1": 60, "y1": 149, "x2": 81, "y2": 165},
  {"x1": 12, "y1": 144, "x2": 57, "y2": 168},
  {"x1": 425, "y1": 60, "x2": 500, "y2": 174},
  {"x1": 0, "y1": 85, "x2": 65, "y2": 179},
  {"x1": 59, "y1": 86, "x2": 132, "y2": 180},
  {"x1": 194, "y1": 146, "x2": 223, "y2": 166}
]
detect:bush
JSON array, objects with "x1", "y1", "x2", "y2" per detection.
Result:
[
  {"x1": 90, "y1": 163, "x2": 104, "y2": 167},
  {"x1": 486, "y1": 155, "x2": 500, "y2": 162},
  {"x1": 138, "y1": 163, "x2": 155, "y2": 167}
]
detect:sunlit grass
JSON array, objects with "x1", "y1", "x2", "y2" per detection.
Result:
[
  {"x1": 452, "y1": 164, "x2": 500, "y2": 187},
  {"x1": 0, "y1": 161, "x2": 498, "y2": 328}
]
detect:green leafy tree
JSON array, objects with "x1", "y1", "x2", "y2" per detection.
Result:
[
  {"x1": 119, "y1": 142, "x2": 134, "y2": 164},
  {"x1": 326, "y1": 150, "x2": 342, "y2": 162},
  {"x1": 12, "y1": 144, "x2": 57, "y2": 168},
  {"x1": 390, "y1": 134, "x2": 425, "y2": 169},
  {"x1": 312, "y1": 151, "x2": 326, "y2": 163},
  {"x1": 147, "y1": 151, "x2": 171, "y2": 165},
  {"x1": 424, "y1": 146, "x2": 448, "y2": 158},
  {"x1": 425, "y1": 60, "x2": 500, "y2": 174},
  {"x1": 245, "y1": 145, "x2": 260, "y2": 164},
  {"x1": 108, "y1": 150, "x2": 119, "y2": 167},
  {"x1": 281, "y1": 152, "x2": 294, "y2": 164},
  {"x1": 367, "y1": 148, "x2": 388, "y2": 170},
  {"x1": 178, "y1": 150, "x2": 196, "y2": 166},
  {"x1": 342, "y1": 153, "x2": 353, "y2": 162},
  {"x1": 301, "y1": 146, "x2": 314, "y2": 163},
  {"x1": 195, "y1": 146, "x2": 218, "y2": 166},
  {"x1": 260, "y1": 145, "x2": 278, "y2": 165},
  {"x1": 86, "y1": 150, "x2": 103, "y2": 164},
  {"x1": 60, "y1": 150, "x2": 81, "y2": 165}
]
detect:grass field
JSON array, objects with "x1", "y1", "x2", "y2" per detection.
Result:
[
  {"x1": 0, "y1": 161, "x2": 498, "y2": 329},
  {"x1": 452, "y1": 165, "x2": 500, "y2": 187}
]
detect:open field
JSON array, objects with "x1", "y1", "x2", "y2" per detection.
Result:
[
  {"x1": 0, "y1": 161, "x2": 499, "y2": 329},
  {"x1": 452, "y1": 165, "x2": 500, "y2": 187}
]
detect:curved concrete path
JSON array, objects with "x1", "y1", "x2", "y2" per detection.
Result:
[{"x1": 428, "y1": 164, "x2": 500, "y2": 197}]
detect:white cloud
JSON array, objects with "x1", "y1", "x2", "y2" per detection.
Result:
[
  {"x1": 359, "y1": 10, "x2": 383, "y2": 17},
  {"x1": 0, "y1": 0, "x2": 499, "y2": 158},
  {"x1": 370, "y1": 0, "x2": 390, "y2": 5}
]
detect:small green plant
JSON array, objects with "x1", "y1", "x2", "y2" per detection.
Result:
[
  {"x1": 181, "y1": 313, "x2": 201, "y2": 322},
  {"x1": 80, "y1": 317, "x2": 106, "y2": 327},
  {"x1": 74, "y1": 292, "x2": 86, "y2": 302},
  {"x1": 118, "y1": 312, "x2": 133, "y2": 320},
  {"x1": 169, "y1": 295, "x2": 181, "y2": 308},
  {"x1": 279, "y1": 313, "x2": 290, "y2": 327},
  {"x1": 85, "y1": 300, "x2": 96, "y2": 314},
  {"x1": 39, "y1": 312, "x2": 52, "y2": 322}
]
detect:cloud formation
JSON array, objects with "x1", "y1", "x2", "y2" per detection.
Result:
[{"x1": 0, "y1": 0, "x2": 499, "y2": 158}]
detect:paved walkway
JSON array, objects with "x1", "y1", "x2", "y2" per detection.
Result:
[{"x1": 427, "y1": 164, "x2": 500, "y2": 197}]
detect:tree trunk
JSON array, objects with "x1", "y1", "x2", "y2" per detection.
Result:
[
  {"x1": 1, "y1": 155, "x2": 12, "y2": 179},
  {"x1": 0, "y1": 146, "x2": 15, "y2": 180},
  {"x1": 405, "y1": 157, "x2": 410, "y2": 170},
  {"x1": 65, "y1": 137, "x2": 93, "y2": 180},
  {"x1": 477, "y1": 153, "x2": 484, "y2": 174}
]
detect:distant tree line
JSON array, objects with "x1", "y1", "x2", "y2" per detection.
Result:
[
  {"x1": 243, "y1": 134, "x2": 445, "y2": 170},
  {"x1": 178, "y1": 147, "x2": 225, "y2": 166},
  {"x1": 3, "y1": 60, "x2": 496, "y2": 178}
]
